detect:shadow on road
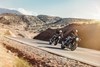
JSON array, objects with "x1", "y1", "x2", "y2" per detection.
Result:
[
  {"x1": 36, "y1": 42, "x2": 49, "y2": 45},
  {"x1": 38, "y1": 46, "x2": 69, "y2": 51}
]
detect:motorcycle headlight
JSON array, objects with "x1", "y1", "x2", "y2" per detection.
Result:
[
  {"x1": 59, "y1": 36, "x2": 61, "y2": 38},
  {"x1": 76, "y1": 38, "x2": 79, "y2": 41}
]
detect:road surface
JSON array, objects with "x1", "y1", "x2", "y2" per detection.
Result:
[{"x1": 6, "y1": 37, "x2": 100, "y2": 67}]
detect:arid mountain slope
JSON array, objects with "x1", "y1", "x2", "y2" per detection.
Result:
[
  {"x1": 0, "y1": 13, "x2": 98, "y2": 38},
  {"x1": 0, "y1": 8, "x2": 22, "y2": 15}
]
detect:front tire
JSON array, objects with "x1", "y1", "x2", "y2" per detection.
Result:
[{"x1": 70, "y1": 43, "x2": 78, "y2": 51}]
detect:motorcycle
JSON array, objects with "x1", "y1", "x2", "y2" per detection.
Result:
[
  {"x1": 61, "y1": 36, "x2": 80, "y2": 51},
  {"x1": 49, "y1": 35, "x2": 61, "y2": 45}
]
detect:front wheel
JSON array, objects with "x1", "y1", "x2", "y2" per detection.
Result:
[{"x1": 70, "y1": 43, "x2": 78, "y2": 51}]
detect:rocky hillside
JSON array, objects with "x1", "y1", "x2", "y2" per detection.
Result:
[
  {"x1": 37, "y1": 15, "x2": 94, "y2": 24},
  {"x1": 37, "y1": 15, "x2": 95, "y2": 30},
  {"x1": 0, "y1": 13, "x2": 98, "y2": 38},
  {"x1": 37, "y1": 15, "x2": 61, "y2": 24}
]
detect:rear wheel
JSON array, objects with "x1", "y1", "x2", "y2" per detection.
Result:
[
  {"x1": 54, "y1": 40, "x2": 58, "y2": 45},
  {"x1": 49, "y1": 38, "x2": 53, "y2": 45},
  {"x1": 61, "y1": 44, "x2": 65, "y2": 49},
  {"x1": 49, "y1": 41, "x2": 52, "y2": 45}
]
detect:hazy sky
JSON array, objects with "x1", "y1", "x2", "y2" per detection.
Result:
[{"x1": 0, "y1": 0, "x2": 100, "y2": 19}]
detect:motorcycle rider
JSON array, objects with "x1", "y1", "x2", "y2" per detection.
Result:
[
  {"x1": 50, "y1": 29, "x2": 64, "y2": 45},
  {"x1": 69, "y1": 29, "x2": 78, "y2": 44},
  {"x1": 61, "y1": 29, "x2": 79, "y2": 51},
  {"x1": 65, "y1": 29, "x2": 78, "y2": 44}
]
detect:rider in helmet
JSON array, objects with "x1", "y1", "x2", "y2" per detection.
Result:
[
  {"x1": 51, "y1": 29, "x2": 63, "y2": 45},
  {"x1": 66, "y1": 29, "x2": 78, "y2": 44},
  {"x1": 70, "y1": 29, "x2": 78, "y2": 43},
  {"x1": 59, "y1": 30, "x2": 63, "y2": 37},
  {"x1": 73, "y1": 29, "x2": 78, "y2": 36},
  {"x1": 56, "y1": 29, "x2": 64, "y2": 44},
  {"x1": 55, "y1": 29, "x2": 63, "y2": 39},
  {"x1": 69, "y1": 29, "x2": 78, "y2": 37}
]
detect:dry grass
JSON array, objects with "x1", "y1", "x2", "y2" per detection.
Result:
[
  {"x1": 0, "y1": 43, "x2": 15, "y2": 67},
  {"x1": 0, "y1": 42, "x2": 32, "y2": 67},
  {"x1": 15, "y1": 57, "x2": 32, "y2": 67}
]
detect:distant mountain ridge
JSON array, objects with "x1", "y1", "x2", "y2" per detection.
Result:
[
  {"x1": 0, "y1": 12, "x2": 98, "y2": 38},
  {"x1": 0, "y1": 8, "x2": 94, "y2": 24},
  {"x1": 37, "y1": 15, "x2": 94, "y2": 25},
  {"x1": 0, "y1": 13, "x2": 96, "y2": 32},
  {"x1": 0, "y1": 8, "x2": 23, "y2": 15}
]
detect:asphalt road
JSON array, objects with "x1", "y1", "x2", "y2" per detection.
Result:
[{"x1": 6, "y1": 37, "x2": 100, "y2": 67}]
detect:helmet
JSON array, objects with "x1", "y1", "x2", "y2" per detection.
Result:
[{"x1": 59, "y1": 30, "x2": 62, "y2": 33}]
